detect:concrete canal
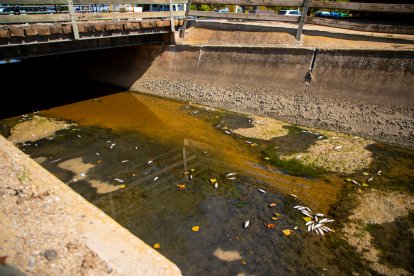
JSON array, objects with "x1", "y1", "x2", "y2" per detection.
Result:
[{"x1": 1, "y1": 89, "x2": 413, "y2": 275}]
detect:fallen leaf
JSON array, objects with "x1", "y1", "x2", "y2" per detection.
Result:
[
  {"x1": 363, "y1": 172, "x2": 369, "y2": 176},
  {"x1": 177, "y1": 184, "x2": 186, "y2": 190},
  {"x1": 184, "y1": 171, "x2": 190, "y2": 175},
  {"x1": 362, "y1": 183, "x2": 369, "y2": 187},
  {"x1": 190, "y1": 168, "x2": 195, "y2": 172},
  {"x1": 192, "y1": 226, "x2": 200, "y2": 232},
  {"x1": 241, "y1": 260, "x2": 247, "y2": 265},
  {"x1": 303, "y1": 217, "x2": 312, "y2": 222},
  {"x1": 153, "y1": 243, "x2": 160, "y2": 249},
  {"x1": 282, "y1": 229, "x2": 292, "y2": 236},
  {"x1": 264, "y1": 157, "x2": 270, "y2": 160},
  {"x1": 118, "y1": 184, "x2": 126, "y2": 189},
  {"x1": 271, "y1": 217, "x2": 278, "y2": 221},
  {"x1": 209, "y1": 178, "x2": 217, "y2": 184},
  {"x1": 273, "y1": 213, "x2": 280, "y2": 217},
  {"x1": 265, "y1": 223, "x2": 276, "y2": 229}
]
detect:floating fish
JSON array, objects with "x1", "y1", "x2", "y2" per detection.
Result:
[
  {"x1": 134, "y1": 146, "x2": 138, "y2": 150},
  {"x1": 243, "y1": 220, "x2": 250, "y2": 228},
  {"x1": 377, "y1": 170, "x2": 382, "y2": 175},
  {"x1": 77, "y1": 134, "x2": 82, "y2": 138},
  {"x1": 214, "y1": 183, "x2": 218, "y2": 189},
  {"x1": 96, "y1": 153, "x2": 100, "y2": 156},
  {"x1": 363, "y1": 172, "x2": 369, "y2": 176},
  {"x1": 224, "y1": 130, "x2": 231, "y2": 135},
  {"x1": 80, "y1": 173, "x2": 86, "y2": 177},
  {"x1": 295, "y1": 155, "x2": 302, "y2": 159},
  {"x1": 109, "y1": 143, "x2": 116, "y2": 149},
  {"x1": 114, "y1": 178, "x2": 124, "y2": 183},
  {"x1": 290, "y1": 194, "x2": 298, "y2": 198},
  {"x1": 227, "y1": 177, "x2": 236, "y2": 180},
  {"x1": 317, "y1": 136, "x2": 323, "y2": 139},
  {"x1": 154, "y1": 177, "x2": 159, "y2": 181},
  {"x1": 333, "y1": 146, "x2": 342, "y2": 150},
  {"x1": 368, "y1": 177, "x2": 373, "y2": 182},
  {"x1": 121, "y1": 160, "x2": 129, "y2": 164},
  {"x1": 190, "y1": 175, "x2": 193, "y2": 180},
  {"x1": 257, "y1": 188, "x2": 266, "y2": 194},
  {"x1": 294, "y1": 226, "x2": 298, "y2": 230},
  {"x1": 147, "y1": 160, "x2": 153, "y2": 165}
]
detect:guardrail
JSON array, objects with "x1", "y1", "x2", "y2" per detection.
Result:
[
  {"x1": 0, "y1": 0, "x2": 186, "y2": 39},
  {"x1": 180, "y1": 0, "x2": 414, "y2": 39}
]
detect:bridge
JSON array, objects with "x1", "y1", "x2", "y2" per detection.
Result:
[{"x1": 0, "y1": 0, "x2": 413, "y2": 59}]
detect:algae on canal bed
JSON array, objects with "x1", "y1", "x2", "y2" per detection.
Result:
[{"x1": 1, "y1": 91, "x2": 413, "y2": 275}]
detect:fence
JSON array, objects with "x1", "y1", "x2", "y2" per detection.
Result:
[
  {"x1": 0, "y1": 0, "x2": 186, "y2": 39},
  {"x1": 180, "y1": 0, "x2": 414, "y2": 38}
]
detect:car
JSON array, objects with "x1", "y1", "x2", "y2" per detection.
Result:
[
  {"x1": 277, "y1": 10, "x2": 301, "y2": 16},
  {"x1": 314, "y1": 11, "x2": 331, "y2": 17},
  {"x1": 215, "y1": 7, "x2": 229, "y2": 13}
]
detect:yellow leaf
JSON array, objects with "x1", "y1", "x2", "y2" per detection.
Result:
[
  {"x1": 192, "y1": 226, "x2": 200, "y2": 232},
  {"x1": 190, "y1": 168, "x2": 196, "y2": 172},
  {"x1": 184, "y1": 171, "x2": 190, "y2": 175},
  {"x1": 118, "y1": 184, "x2": 126, "y2": 189},
  {"x1": 303, "y1": 217, "x2": 312, "y2": 222},
  {"x1": 153, "y1": 243, "x2": 160, "y2": 249},
  {"x1": 209, "y1": 178, "x2": 217, "y2": 184},
  {"x1": 271, "y1": 217, "x2": 278, "y2": 221},
  {"x1": 265, "y1": 223, "x2": 276, "y2": 229},
  {"x1": 264, "y1": 157, "x2": 270, "y2": 160},
  {"x1": 363, "y1": 172, "x2": 369, "y2": 176},
  {"x1": 273, "y1": 213, "x2": 280, "y2": 217},
  {"x1": 241, "y1": 260, "x2": 247, "y2": 265},
  {"x1": 177, "y1": 184, "x2": 186, "y2": 190},
  {"x1": 282, "y1": 229, "x2": 292, "y2": 236},
  {"x1": 362, "y1": 183, "x2": 369, "y2": 187},
  {"x1": 345, "y1": 178, "x2": 353, "y2": 182}
]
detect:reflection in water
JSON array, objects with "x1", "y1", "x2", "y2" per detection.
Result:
[{"x1": 2, "y1": 91, "x2": 413, "y2": 275}]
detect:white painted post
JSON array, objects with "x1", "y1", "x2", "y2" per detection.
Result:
[
  {"x1": 169, "y1": 0, "x2": 175, "y2": 32},
  {"x1": 67, "y1": 0, "x2": 80, "y2": 40},
  {"x1": 179, "y1": 0, "x2": 192, "y2": 38}
]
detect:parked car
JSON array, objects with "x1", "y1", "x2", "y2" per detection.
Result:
[
  {"x1": 277, "y1": 10, "x2": 301, "y2": 16},
  {"x1": 314, "y1": 10, "x2": 331, "y2": 17},
  {"x1": 215, "y1": 7, "x2": 229, "y2": 13}
]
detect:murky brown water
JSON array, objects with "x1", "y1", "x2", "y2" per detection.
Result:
[{"x1": 1, "y1": 91, "x2": 413, "y2": 275}]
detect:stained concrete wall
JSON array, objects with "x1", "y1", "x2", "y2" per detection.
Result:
[{"x1": 79, "y1": 45, "x2": 414, "y2": 149}]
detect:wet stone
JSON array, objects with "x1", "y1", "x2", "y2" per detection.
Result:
[{"x1": 41, "y1": 249, "x2": 57, "y2": 261}]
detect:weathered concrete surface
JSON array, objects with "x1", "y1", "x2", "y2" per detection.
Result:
[
  {"x1": 0, "y1": 135, "x2": 182, "y2": 275},
  {"x1": 78, "y1": 44, "x2": 414, "y2": 149}
]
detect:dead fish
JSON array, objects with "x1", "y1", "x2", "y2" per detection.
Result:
[
  {"x1": 243, "y1": 220, "x2": 250, "y2": 228},
  {"x1": 49, "y1": 158, "x2": 62, "y2": 164},
  {"x1": 106, "y1": 140, "x2": 112, "y2": 143},
  {"x1": 114, "y1": 178, "x2": 124, "y2": 183},
  {"x1": 334, "y1": 146, "x2": 342, "y2": 150},
  {"x1": 77, "y1": 134, "x2": 82, "y2": 138},
  {"x1": 227, "y1": 177, "x2": 236, "y2": 180},
  {"x1": 351, "y1": 180, "x2": 359, "y2": 185},
  {"x1": 121, "y1": 160, "x2": 129, "y2": 164},
  {"x1": 257, "y1": 188, "x2": 266, "y2": 194},
  {"x1": 315, "y1": 213, "x2": 324, "y2": 217},
  {"x1": 226, "y1": 173, "x2": 237, "y2": 177},
  {"x1": 224, "y1": 130, "x2": 231, "y2": 135},
  {"x1": 109, "y1": 143, "x2": 116, "y2": 149},
  {"x1": 305, "y1": 221, "x2": 314, "y2": 226},
  {"x1": 377, "y1": 170, "x2": 382, "y2": 175},
  {"x1": 317, "y1": 136, "x2": 324, "y2": 139},
  {"x1": 154, "y1": 177, "x2": 159, "y2": 181},
  {"x1": 190, "y1": 175, "x2": 193, "y2": 180},
  {"x1": 214, "y1": 183, "x2": 218, "y2": 189},
  {"x1": 96, "y1": 153, "x2": 100, "y2": 156},
  {"x1": 147, "y1": 160, "x2": 153, "y2": 165},
  {"x1": 318, "y1": 218, "x2": 329, "y2": 224},
  {"x1": 308, "y1": 224, "x2": 312, "y2": 232},
  {"x1": 245, "y1": 141, "x2": 252, "y2": 144},
  {"x1": 293, "y1": 205, "x2": 302, "y2": 209},
  {"x1": 134, "y1": 146, "x2": 138, "y2": 150},
  {"x1": 80, "y1": 173, "x2": 86, "y2": 177},
  {"x1": 290, "y1": 194, "x2": 298, "y2": 198},
  {"x1": 314, "y1": 223, "x2": 322, "y2": 229},
  {"x1": 294, "y1": 226, "x2": 298, "y2": 230},
  {"x1": 295, "y1": 155, "x2": 302, "y2": 159},
  {"x1": 368, "y1": 176, "x2": 373, "y2": 182}
]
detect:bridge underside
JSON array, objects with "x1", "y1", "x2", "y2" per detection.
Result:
[{"x1": 0, "y1": 19, "x2": 181, "y2": 59}]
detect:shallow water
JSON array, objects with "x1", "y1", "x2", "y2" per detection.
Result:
[{"x1": 1, "y1": 91, "x2": 413, "y2": 275}]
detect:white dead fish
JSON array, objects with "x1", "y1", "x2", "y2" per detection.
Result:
[
  {"x1": 109, "y1": 143, "x2": 116, "y2": 149},
  {"x1": 351, "y1": 180, "x2": 359, "y2": 185},
  {"x1": 226, "y1": 173, "x2": 237, "y2": 177},
  {"x1": 154, "y1": 176, "x2": 158, "y2": 181},
  {"x1": 243, "y1": 220, "x2": 250, "y2": 228},
  {"x1": 257, "y1": 188, "x2": 266, "y2": 194},
  {"x1": 294, "y1": 226, "x2": 298, "y2": 230},
  {"x1": 114, "y1": 178, "x2": 124, "y2": 183},
  {"x1": 80, "y1": 173, "x2": 86, "y2": 177},
  {"x1": 305, "y1": 221, "x2": 314, "y2": 226},
  {"x1": 295, "y1": 155, "x2": 302, "y2": 159},
  {"x1": 147, "y1": 160, "x2": 153, "y2": 165},
  {"x1": 224, "y1": 130, "x2": 231, "y2": 135},
  {"x1": 290, "y1": 194, "x2": 298, "y2": 198},
  {"x1": 308, "y1": 224, "x2": 312, "y2": 232},
  {"x1": 377, "y1": 170, "x2": 382, "y2": 175},
  {"x1": 227, "y1": 177, "x2": 236, "y2": 180},
  {"x1": 315, "y1": 213, "x2": 324, "y2": 217},
  {"x1": 121, "y1": 160, "x2": 129, "y2": 164},
  {"x1": 245, "y1": 141, "x2": 252, "y2": 144},
  {"x1": 293, "y1": 205, "x2": 302, "y2": 209},
  {"x1": 96, "y1": 153, "x2": 100, "y2": 156},
  {"x1": 333, "y1": 146, "x2": 342, "y2": 150},
  {"x1": 77, "y1": 134, "x2": 82, "y2": 138},
  {"x1": 368, "y1": 176, "x2": 373, "y2": 182},
  {"x1": 190, "y1": 175, "x2": 193, "y2": 180},
  {"x1": 134, "y1": 146, "x2": 138, "y2": 150},
  {"x1": 314, "y1": 223, "x2": 322, "y2": 229},
  {"x1": 214, "y1": 183, "x2": 218, "y2": 189},
  {"x1": 106, "y1": 140, "x2": 112, "y2": 143},
  {"x1": 317, "y1": 136, "x2": 323, "y2": 139},
  {"x1": 318, "y1": 218, "x2": 329, "y2": 224},
  {"x1": 49, "y1": 158, "x2": 62, "y2": 164}
]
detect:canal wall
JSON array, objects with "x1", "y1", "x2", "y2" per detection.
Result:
[{"x1": 80, "y1": 45, "x2": 414, "y2": 149}]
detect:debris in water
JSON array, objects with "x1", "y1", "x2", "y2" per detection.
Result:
[
  {"x1": 257, "y1": 188, "x2": 266, "y2": 194},
  {"x1": 191, "y1": 168, "x2": 196, "y2": 172},
  {"x1": 282, "y1": 229, "x2": 292, "y2": 236},
  {"x1": 362, "y1": 183, "x2": 369, "y2": 187},
  {"x1": 109, "y1": 143, "x2": 116, "y2": 149},
  {"x1": 121, "y1": 160, "x2": 129, "y2": 164},
  {"x1": 114, "y1": 178, "x2": 124, "y2": 183},
  {"x1": 295, "y1": 155, "x2": 302, "y2": 159},
  {"x1": 241, "y1": 260, "x2": 247, "y2": 265},
  {"x1": 192, "y1": 226, "x2": 200, "y2": 232},
  {"x1": 294, "y1": 226, "x2": 298, "y2": 230},
  {"x1": 269, "y1": 201, "x2": 278, "y2": 207},
  {"x1": 243, "y1": 220, "x2": 250, "y2": 228},
  {"x1": 227, "y1": 177, "x2": 236, "y2": 180},
  {"x1": 294, "y1": 206, "x2": 334, "y2": 235},
  {"x1": 271, "y1": 217, "x2": 278, "y2": 221},
  {"x1": 153, "y1": 243, "x2": 160, "y2": 249}
]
